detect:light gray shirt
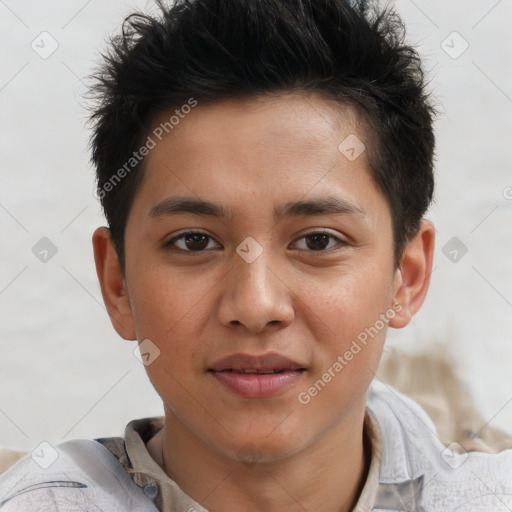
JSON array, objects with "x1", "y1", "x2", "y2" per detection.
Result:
[{"x1": 1, "y1": 380, "x2": 511, "y2": 511}]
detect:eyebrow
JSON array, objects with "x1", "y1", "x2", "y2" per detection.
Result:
[{"x1": 149, "y1": 195, "x2": 366, "y2": 221}]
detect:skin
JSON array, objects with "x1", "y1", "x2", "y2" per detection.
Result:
[{"x1": 93, "y1": 92, "x2": 435, "y2": 512}]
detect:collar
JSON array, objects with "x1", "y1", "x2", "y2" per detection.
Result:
[
  {"x1": 122, "y1": 409, "x2": 384, "y2": 512},
  {"x1": 118, "y1": 381, "x2": 429, "y2": 511}
]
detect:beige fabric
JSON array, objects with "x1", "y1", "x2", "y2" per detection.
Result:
[
  {"x1": 98, "y1": 410, "x2": 381, "y2": 512},
  {"x1": 377, "y1": 346, "x2": 512, "y2": 453},
  {"x1": 0, "y1": 447, "x2": 27, "y2": 474},
  {"x1": 120, "y1": 409, "x2": 382, "y2": 512},
  {"x1": 353, "y1": 409, "x2": 382, "y2": 512}
]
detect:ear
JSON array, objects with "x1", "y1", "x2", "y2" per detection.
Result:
[
  {"x1": 92, "y1": 227, "x2": 137, "y2": 340},
  {"x1": 388, "y1": 220, "x2": 435, "y2": 329}
]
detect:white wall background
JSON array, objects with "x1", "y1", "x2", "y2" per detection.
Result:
[{"x1": 1, "y1": 0, "x2": 511, "y2": 452}]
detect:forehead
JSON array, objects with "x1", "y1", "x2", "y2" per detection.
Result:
[
  {"x1": 149, "y1": 92, "x2": 364, "y2": 159},
  {"x1": 130, "y1": 92, "x2": 384, "y2": 221}
]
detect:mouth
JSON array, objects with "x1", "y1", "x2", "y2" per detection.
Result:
[
  {"x1": 208, "y1": 353, "x2": 307, "y2": 398},
  {"x1": 215, "y1": 368, "x2": 298, "y2": 374},
  {"x1": 209, "y1": 352, "x2": 306, "y2": 372}
]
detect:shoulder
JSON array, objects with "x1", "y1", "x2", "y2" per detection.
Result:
[
  {"x1": 0, "y1": 438, "x2": 159, "y2": 511},
  {"x1": 367, "y1": 380, "x2": 512, "y2": 511}
]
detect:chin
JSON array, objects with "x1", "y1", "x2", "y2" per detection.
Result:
[{"x1": 216, "y1": 423, "x2": 309, "y2": 464}]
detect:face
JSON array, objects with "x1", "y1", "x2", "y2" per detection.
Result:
[{"x1": 96, "y1": 92, "x2": 429, "y2": 463}]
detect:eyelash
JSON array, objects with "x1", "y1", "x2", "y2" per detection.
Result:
[{"x1": 164, "y1": 229, "x2": 348, "y2": 255}]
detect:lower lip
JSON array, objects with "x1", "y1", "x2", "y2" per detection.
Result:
[{"x1": 209, "y1": 370, "x2": 305, "y2": 398}]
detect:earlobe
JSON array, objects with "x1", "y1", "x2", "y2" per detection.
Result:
[
  {"x1": 388, "y1": 220, "x2": 435, "y2": 329},
  {"x1": 92, "y1": 227, "x2": 137, "y2": 340}
]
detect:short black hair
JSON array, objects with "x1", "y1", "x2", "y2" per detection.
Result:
[{"x1": 88, "y1": 0, "x2": 436, "y2": 271}]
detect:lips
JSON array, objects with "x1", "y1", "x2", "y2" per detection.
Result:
[
  {"x1": 208, "y1": 352, "x2": 307, "y2": 398},
  {"x1": 209, "y1": 353, "x2": 306, "y2": 373}
]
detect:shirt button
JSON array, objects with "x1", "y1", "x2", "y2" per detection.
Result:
[{"x1": 143, "y1": 482, "x2": 159, "y2": 499}]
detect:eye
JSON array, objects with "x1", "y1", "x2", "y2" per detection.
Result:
[
  {"x1": 292, "y1": 230, "x2": 348, "y2": 252},
  {"x1": 165, "y1": 231, "x2": 221, "y2": 252},
  {"x1": 165, "y1": 229, "x2": 348, "y2": 254}
]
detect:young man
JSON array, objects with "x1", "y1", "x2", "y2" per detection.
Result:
[{"x1": 1, "y1": 0, "x2": 511, "y2": 510}]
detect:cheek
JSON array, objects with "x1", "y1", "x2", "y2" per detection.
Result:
[
  {"x1": 303, "y1": 261, "x2": 394, "y2": 341},
  {"x1": 294, "y1": 298, "x2": 388, "y2": 432},
  {"x1": 128, "y1": 263, "x2": 208, "y2": 336},
  {"x1": 133, "y1": 295, "x2": 206, "y2": 416},
  {"x1": 126, "y1": 269, "x2": 210, "y2": 392},
  {"x1": 296, "y1": 261, "x2": 393, "y2": 397}
]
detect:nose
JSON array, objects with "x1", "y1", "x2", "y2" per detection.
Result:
[{"x1": 217, "y1": 246, "x2": 294, "y2": 333}]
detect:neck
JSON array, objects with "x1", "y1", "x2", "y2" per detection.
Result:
[{"x1": 154, "y1": 406, "x2": 371, "y2": 512}]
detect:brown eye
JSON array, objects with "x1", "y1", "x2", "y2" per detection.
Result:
[
  {"x1": 304, "y1": 233, "x2": 331, "y2": 251},
  {"x1": 292, "y1": 231, "x2": 347, "y2": 253},
  {"x1": 166, "y1": 231, "x2": 220, "y2": 252},
  {"x1": 183, "y1": 233, "x2": 209, "y2": 250}
]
